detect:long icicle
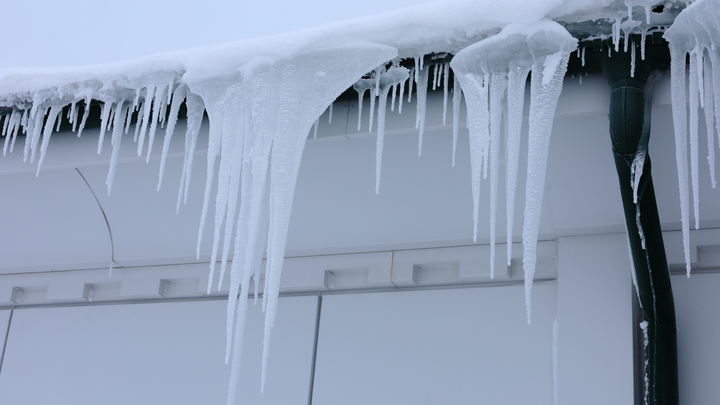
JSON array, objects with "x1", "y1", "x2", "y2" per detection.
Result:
[
  {"x1": 506, "y1": 66, "x2": 530, "y2": 266},
  {"x1": 669, "y1": 45, "x2": 692, "y2": 277}
]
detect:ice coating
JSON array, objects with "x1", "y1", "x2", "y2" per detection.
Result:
[
  {"x1": 182, "y1": 45, "x2": 399, "y2": 402},
  {"x1": 452, "y1": 20, "x2": 576, "y2": 321},
  {"x1": 664, "y1": 0, "x2": 720, "y2": 277}
]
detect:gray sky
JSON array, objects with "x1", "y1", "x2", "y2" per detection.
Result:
[{"x1": 1, "y1": 0, "x2": 435, "y2": 69}]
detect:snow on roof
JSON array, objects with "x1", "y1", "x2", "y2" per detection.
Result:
[{"x1": 0, "y1": 0, "x2": 564, "y2": 103}]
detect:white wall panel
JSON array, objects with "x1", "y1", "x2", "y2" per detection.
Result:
[
  {"x1": 556, "y1": 234, "x2": 634, "y2": 405},
  {"x1": 672, "y1": 272, "x2": 720, "y2": 404},
  {"x1": 0, "y1": 296, "x2": 317, "y2": 405},
  {"x1": 0, "y1": 169, "x2": 111, "y2": 273},
  {"x1": 312, "y1": 284, "x2": 557, "y2": 404}
]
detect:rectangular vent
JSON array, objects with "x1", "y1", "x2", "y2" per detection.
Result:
[
  {"x1": 324, "y1": 268, "x2": 369, "y2": 290},
  {"x1": 412, "y1": 262, "x2": 460, "y2": 285}
]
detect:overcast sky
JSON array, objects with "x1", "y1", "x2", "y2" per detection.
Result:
[{"x1": 1, "y1": 0, "x2": 435, "y2": 69}]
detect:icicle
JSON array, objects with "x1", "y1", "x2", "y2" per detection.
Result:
[
  {"x1": 36, "y1": 106, "x2": 61, "y2": 176},
  {"x1": 158, "y1": 84, "x2": 189, "y2": 191},
  {"x1": 408, "y1": 69, "x2": 414, "y2": 103},
  {"x1": 356, "y1": 86, "x2": 367, "y2": 131},
  {"x1": 668, "y1": 45, "x2": 692, "y2": 277},
  {"x1": 415, "y1": 65, "x2": 430, "y2": 156},
  {"x1": 77, "y1": 97, "x2": 91, "y2": 137},
  {"x1": 368, "y1": 85, "x2": 376, "y2": 133},
  {"x1": 137, "y1": 85, "x2": 156, "y2": 156},
  {"x1": 97, "y1": 101, "x2": 114, "y2": 154},
  {"x1": 689, "y1": 48, "x2": 700, "y2": 230},
  {"x1": 703, "y1": 54, "x2": 716, "y2": 188},
  {"x1": 133, "y1": 88, "x2": 141, "y2": 111},
  {"x1": 522, "y1": 46, "x2": 573, "y2": 323},
  {"x1": 506, "y1": 66, "x2": 530, "y2": 266},
  {"x1": 27, "y1": 106, "x2": 48, "y2": 164},
  {"x1": 107, "y1": 103, "x2": 116, "y2": 134},
  {"x1": 523, "y1": 26, "x2": 577, "y2": 324},
  {"x1": 581, "y1": 47, "x2": 586, "y2": 67},
  {"x1": 624, "y1": 29, "x2": 631, "y2": 53},
  {"x1": 146, "y1": 85, "x2": 168, "y2": 163},
  {"x1": 54, "y1": 109, "x2": 62, "y2": 132},
  {"x1": 376, "y1": 82, "x2": 391, "y2": 194},
  {"x1": 614, "y1": 17, "x2": 622, "y2": 52},
  {"x1": 712, "y1": 53, "x2": 720, "y2": 155},
  {"x1": 166, "y1": 77, "x2": 174, "y2": 105},
  {"x1": 328, "y1": 102, "x2": 333, "y2": 123},
  {"x1": 134, "y1": 101, "x2": 143, "y2": 142},
  {"x1": 208, "y1": 113, "x2": 244, "y2": 295},
  {"x1": 443, "y1": 63, "x2": 449, "y2": 126},
  {"x1": 216, "y1": 114, "x2": 247, "y2": 294},
  {"x1": 2, "y1": 109, "x2": 17, "y2": 156},
  {"x1": 106, "y1": 101, "x2": 130, "y2": 196},
  {"x1": 398, "y1": 78, "x2": 406, "y2": 113},
  {"x1": 432, "y1": 64, "x2": 438, "y2": 90},
  {"x1": 312, "y1": 119, "x2": 319, "y2": 139},
  {"x1": 70, "y1": 102, "x2": 79, "y2": 132},
  {"x1": 176, "y1": 93, "x2": 205, "y2": 213},
  {"x1": 488, "y1": 74, "x2": 507, "y2": 279},
  {"x1": 452, "y1": 74, "x2": 462, "y2": 167},
  {"x1": 644, "y1": 5, "x2": 651, "y2": 24},
  {"x1": 2, "y1": 113, "x2": 10, "y2": 138},
  {"x1": 124, "y1": 101, "x2": 133, "y2": 134},
  {"x1": 452, "y1": 71, "x2": 489, "y2": 243},
  {"x1": 630, "y1": 40, "x2": 636, "y2": 78},
  {"x1": 696, "y1": 47, "x2": 705, "y2": 108},
  {"x1": 390, "y1": 84, "x2": 397, "y2": 112},
  {"x1": 374, "y1": 67, "x2": 409, "y2": 194},
  {"x1": 641, "y1": 29, "x2": 647, "y2": 60},
  {"x1": 481, "y1": 73, "x2": 491, "y2": 180},
  {"x1": 10, "y1": 110, "x2": 24, "y2": 153}
]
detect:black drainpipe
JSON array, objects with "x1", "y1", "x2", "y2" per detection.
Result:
[{"x1": 600, "y1": 36, "x2": 678, "y2": 405}]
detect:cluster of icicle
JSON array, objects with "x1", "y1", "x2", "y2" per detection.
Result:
[
  {"x1": 450, "y1": 20, "x2": 577, "y2": 324},
  {"x1": 664, "y1": 0, "x2": 720, "y2": 278},
  {"x1": 352, "y1": 19, "x2": 578, "y2": 326},
  {"x1": 0, "y1": 18, "x2": 582, "y2": 400},
  {"x1": 0, "y1": 71, "x2": 201, "y2": 198},
  {"x1": 353, "y1": 57, "x2": 464, "y2": 194},
  {"x1": 0, "y1": 43, "x2": 397, "y2": 404}
]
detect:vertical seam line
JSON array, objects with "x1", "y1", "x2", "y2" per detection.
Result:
[
  {"x1": 0, "y1": 309, "x2": 14, "y2": 376},
  {"x1": 307, "y1": 295, "x2": 323, "y2": 405}
]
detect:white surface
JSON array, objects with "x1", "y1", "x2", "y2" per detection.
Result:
[
  {"x1": 0, "y1": 296, "x2": 318, "y2": 405},
  {"x1": 312, "y1": 284, "x2": 557, "y2": 404},
  {"x1": 0, "y1": 168, "x2": 111, "y2": 273},
  {"x1": 556, "y1": 234, "x2": 634, "y2": 405},
  {"x1": 672, "y1": 272, "x2": 720, "y2": 404}
]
